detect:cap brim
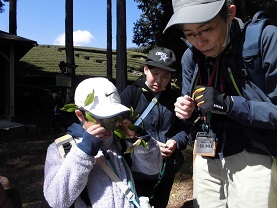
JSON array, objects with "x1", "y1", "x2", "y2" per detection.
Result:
[
  {"x1": 85, "y1": 103, "x2": 130, "y2": 119},
  {"x1": 163, "y1": 0, "x2": 225, "y2": 33},
  {"x1": 146, "y1": 61, "x2": 176, "y2": 72}
]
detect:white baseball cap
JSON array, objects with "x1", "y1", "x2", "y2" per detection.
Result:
[
  {"x1": 74, "y1": 77, "x2": 130, "y2": 119},
  {"x1": 164, "y1": 0, "x2": 225, "y2": 33}
]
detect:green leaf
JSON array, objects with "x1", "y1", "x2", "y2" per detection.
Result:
[
  {"x1": 142, "y1": 88, "x2": 148, "y2": 92},
  {"x1": 85, "y1": 112, "x2": 96, "y2": 123},
  {"x1": 131, "y1": 114, "x2": 140, "y2": 121},
  {"x1": 60, "y1": 103, "x2": 78, "y2": 112},
  {"x1": 141, "y1": 139, "x2": 147, "y2": 148},
  {"x1": 113, "y1": 129, "x2": 125, "y2": 139},
  {"x1": 133, "y1": 138, "x2": 141, "y2": 146},
  {"x1": 141, "y1": 120, "x2": 145, "y2": 131},
  {"x1": 130, "y1": 106, "x2": 134, "y2": 118},
  {"x1": 124, "y1": 146, "x2": 134, "y2": 154},
  {"x1": 84, "y1": 90, "x2": 95, "y2": 106},
  {"x1": 127, "y1": 124, "x2": 137, "y2": 131}
]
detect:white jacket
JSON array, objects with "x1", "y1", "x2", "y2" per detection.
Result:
[{"x1": 43, "y1": 133, "x2": 162, "y2": 208}]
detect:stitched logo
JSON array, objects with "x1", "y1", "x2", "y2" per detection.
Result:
[
  {"x1": 155, "y1": 52, "x2": 168, "y2": 62},
  {"x1": 105, "y1": 91, "x2": 115, "y2": 97}
]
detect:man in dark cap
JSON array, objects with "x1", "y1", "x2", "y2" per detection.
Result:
[{"x1": 120, "y1": 47, "x2": 189, "y2": 208}]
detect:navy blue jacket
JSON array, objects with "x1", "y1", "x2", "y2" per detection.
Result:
[
  {"x1": 120, "y1": 77, "x2": 189, "y2": 177},
  {"x1": 181, "y1": 19, "x2": 277, "y2": 157}
]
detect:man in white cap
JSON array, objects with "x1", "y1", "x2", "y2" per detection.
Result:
[
  {"x1": 164, "y1": 0, "x2": 277, "y2": 207},
  {"x1": 43, "y1": 77, "x2": 162, "y2": 208}
]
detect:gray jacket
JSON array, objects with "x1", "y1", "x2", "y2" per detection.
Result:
[{"x1": 43, "y1": 123, "x2": 162, "y2": 208}]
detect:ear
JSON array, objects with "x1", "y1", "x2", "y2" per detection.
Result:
[
  {"x1": 143, "y1": 65, "x2": 148, "y2": 76},
  {"x1": 75, "y1": 110, "x2": 86, "y2": 122},
  {"x1": 228, "y1": 5, "x2": 236, "y2": 24}
]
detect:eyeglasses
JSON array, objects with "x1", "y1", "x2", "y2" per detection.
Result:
[{"x1": 181, "y1": 18, "x2": 222, "y2": 42}]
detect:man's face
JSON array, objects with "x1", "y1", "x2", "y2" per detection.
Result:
[{"x1": 181, "y1": 15, "x2": 228, "y2": 57}]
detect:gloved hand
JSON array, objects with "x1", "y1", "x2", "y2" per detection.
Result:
[{"x1": 192, "y1": 86, "x2": 233, "y2": 115}]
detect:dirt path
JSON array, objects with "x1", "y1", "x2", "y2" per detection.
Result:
[{"x1": 0, "y1": 129, "x2": 193, "y2": 208}]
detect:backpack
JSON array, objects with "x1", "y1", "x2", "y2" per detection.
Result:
[{"x1": 241, "y1": 10, "x2": 274, "y2": 93}]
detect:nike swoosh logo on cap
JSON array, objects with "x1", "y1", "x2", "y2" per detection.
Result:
[{"x1": 105, "y1": 91, "x2": 115, "y2": 97}]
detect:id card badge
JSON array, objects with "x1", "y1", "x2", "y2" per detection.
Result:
[{"x1": 194, "y1": 130, "x2": 217, "y2": 157}]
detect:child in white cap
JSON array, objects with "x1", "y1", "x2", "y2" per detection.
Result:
[{"x1": 43, "y1": 77, "x2": 162, "y2": 208}]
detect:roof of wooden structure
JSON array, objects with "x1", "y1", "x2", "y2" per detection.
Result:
[{"x1": 0, "y1": 30, "x2": 38, "y2": 61}]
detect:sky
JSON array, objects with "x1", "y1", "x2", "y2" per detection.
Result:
[{"x1": 0, "y1": 0, "x2": 142, "y2": 49}]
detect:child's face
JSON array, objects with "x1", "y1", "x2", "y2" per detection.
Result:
[{"x1": 144, "y1": 66, "x2": 172, "y2": 93}]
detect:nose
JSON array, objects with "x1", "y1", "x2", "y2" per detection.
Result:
[
  {"x1": 195, "y1": 35, "x2": 208, "y2": 48},
  {"x1": 155, "y1": 74, "x2": 162, "y2": 83}
]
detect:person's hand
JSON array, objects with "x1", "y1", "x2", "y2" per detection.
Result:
[
  {"x1": 86, "y1": 123, "x2": 111, "y2": 139},
  {"x1": 157, "y1": 139, "x2": 177, "y2": 158},
  {"x1": 193, "y1": 86, "x2": 233, "y2": 115},
  {"x1": 121, "y1": 119, "x2": 138, "y2": 138},
  {"x1": 0, "y1": 176, "x2": 12, "y2": 189},
  {"x1": 174, "y1": 95, "x2": 195, "y2": 119}
]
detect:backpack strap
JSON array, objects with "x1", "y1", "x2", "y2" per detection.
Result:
[
  {"x1": 134, "y1": 92, "x2": 161, "y2": 126},
  {"x1": 55, "y1": 134, "x2": 77, "y2": 159}
]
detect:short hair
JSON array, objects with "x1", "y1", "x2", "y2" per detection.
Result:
[{"x1": 218, "y1": 0, "x2": 234, "y2": 21}]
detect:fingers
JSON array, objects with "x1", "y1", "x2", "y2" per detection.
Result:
[
  {"x1": 0, "y1": 176, "x2": 11, "y2": 189},
  {"x1": 122, "y1": 119, "x2": 138, "y2": 138},
  {"x1": 174, "y1": 95, "x2": 195, "y2": 119},
  {"x1": 86, "y1": 124, "x2": 111, "y2": 139},
  {"x1": 165, "y1": 139, "x2": 177, "y2": 151},
  {"x1": 159, "y1": 146, "x2": 172, "y2": 158},
  {"x1": 193, "y1": 86, "x2": 206, "y2": 107},
  {"x1": 158, "y1": 141, "x2": 175, "y2": 158},
  {"x1": 192, "y1": 87, "x2": 205, "y2": 98},
  {"x1": 196, "y1": 100, "x2": 205, "y2": 107},
  {"x1": 157, "y1": 141, "x2": 165, "y2": 147}
]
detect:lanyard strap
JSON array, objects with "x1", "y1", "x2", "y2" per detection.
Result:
[
  {"x1": 96, "y1": 157, "x2": 141, "y2": 208},
  {"x1": 134, "y1": 92, "x2": 161, "y2": 126},
  {"x1": 101, "y1": 139, "x2": 140, "y2": 206}
]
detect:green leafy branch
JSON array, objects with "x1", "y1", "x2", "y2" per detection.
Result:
[{"x1": 60, "y1": 90, "x2": 146, "y2": 154}]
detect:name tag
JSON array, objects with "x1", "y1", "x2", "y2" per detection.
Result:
[{"x1": 194, "y1": 131, "x2": 217, "y2": 157}]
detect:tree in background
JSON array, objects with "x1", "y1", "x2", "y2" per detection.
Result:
[
  {"x1": 9, "y1": 0, "x2": 17, "y2": 35},
  {"x1": 0, "y1": 0, "x2": 5, "y2": 13},
  {"x1": 133, "y1": 0, "x2": 276, "y2": 49},
  {"x1": 132, "y1": 0, "x2": 276, "y2": 86}
]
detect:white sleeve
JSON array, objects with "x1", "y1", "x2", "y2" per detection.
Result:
[{"x1": 43, "y1": 142, "x2": 95, "y2": 208}]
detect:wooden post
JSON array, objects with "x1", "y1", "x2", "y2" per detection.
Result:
[
  {"x1": 107, "y1": 0, "x2": 113, "y2": 81},
  {"x1": 116, "y1": 0, "x2": 127, "y2": 93}
]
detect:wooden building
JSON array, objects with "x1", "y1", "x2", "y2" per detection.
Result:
[{"x1": 0, "y1": 30, "x2": 37, "y2": 122}]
